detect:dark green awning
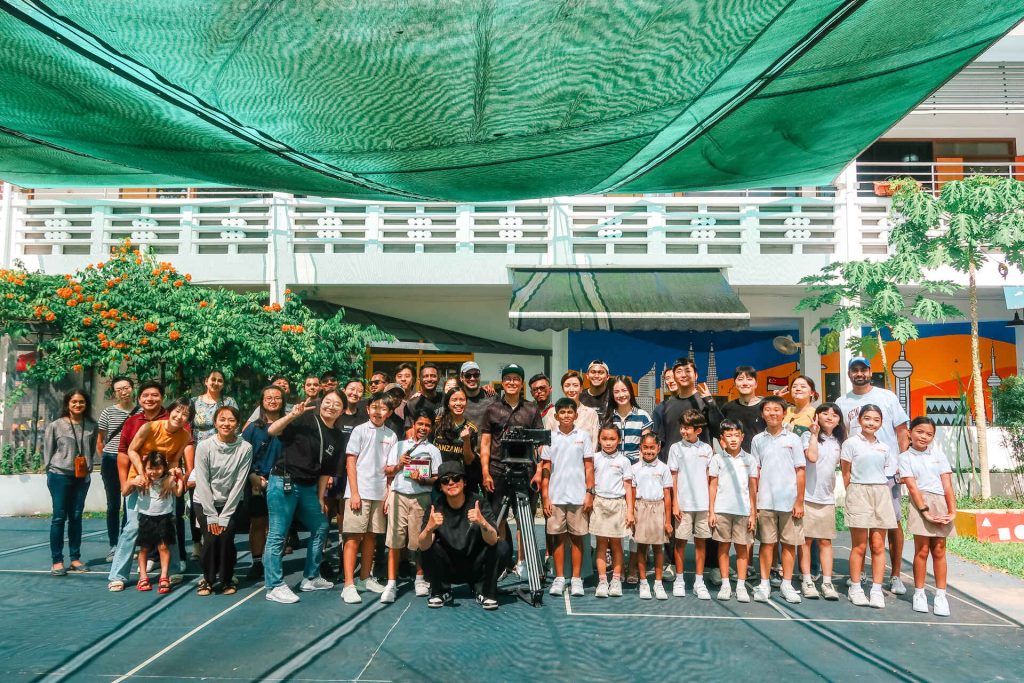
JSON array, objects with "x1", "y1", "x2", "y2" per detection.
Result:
[{"x1": 508, "y1": 268, "x2": 749, "y2": 332}]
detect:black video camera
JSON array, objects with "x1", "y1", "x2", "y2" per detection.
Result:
[{"x1": 499, "y1": 426, "x2": 550, "y2": 468}]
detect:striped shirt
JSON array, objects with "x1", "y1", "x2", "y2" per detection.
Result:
[
  {"x1": 609, "y1": 407, "x2": 653, "y2": 463},
  {"x1": 97, "y1": 405, "x2": 134, "y2": 456}
]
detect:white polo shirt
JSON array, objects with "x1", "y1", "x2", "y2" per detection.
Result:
[
  {"x1": 801, "y1": 431, "x2": 841, "y2": 505},
  {"x1": 541, "y1": 427, "x2": 593, "y2": 505},
  {"x1": 752, "y1": 428, "x2": 805, "y2": 512},
  {"x1": 708, "y1": 451, "x2": 758, "y2": 516},
  {"x1": 593, "y1": 450, "x2": 634, "y2": 498},
  {"x1": 840, "y1": 433, "x2": 893, "y2": 485},
  {"x1": 667, "y1": 438, "x2": 713, "y2": 512},
  {"x1": 344, "y1": 421, "x2": 397, "y2": 501},
  {"x1": 898, "y1": 446, "x2": 952, "y2": 496},
  {"x1": 387, "y1": 439, "x2": 442, "y2": 496},
  {"x1": 631, "y1": 458, "x2": 672, "y2": 501},
  {"x1": 837, "y1": 388, "x2": 908, "y2": 476}
]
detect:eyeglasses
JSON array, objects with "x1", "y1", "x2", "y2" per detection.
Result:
[
  {"x1": 369, "y1": 379, "x2": 385, "y2": 385},
  {"x1": 462, "y1": 371, "x2": 480, "y2": 379},
  {"x1": 439, "y1": 475, "x2": 463, "y2": 485}
]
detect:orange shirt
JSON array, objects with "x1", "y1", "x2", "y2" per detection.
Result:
[{"x1": 128, "y1": 420, "x2": 190, "y2": 478}]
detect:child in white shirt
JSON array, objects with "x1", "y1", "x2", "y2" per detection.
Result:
[
  {"x1": 799, "y1": 403, "x2": 844, "y2": 601},
  {"x1": 667, "y1": 409, "x2": 713, "y2": 600},
  {"x1": 590, "y1": 425, "x2": 635, "y2": 598},
  {"x1": 708, "y1": 420, "x2": 758, "y2": 603},
  {"x1": 630, "y1": 434, "x2": 673, "y2": 601}
]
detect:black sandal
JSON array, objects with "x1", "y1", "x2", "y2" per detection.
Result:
[{"x1": 197, "y1": 580, "x2": 212, "y2": 596}]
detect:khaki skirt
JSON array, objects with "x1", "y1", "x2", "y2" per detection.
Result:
[
  {"x1": 845, "y1": 483, "x2": 897, "y2": 530},
  {"x1": 589, "y1": 496, "x2": 628, "y2": 538},
  {"x1": 906, "y1": 492, "x2": 956, "y2": 538},
  {"x1": 634, "y1": 499, "x2": 669, "y2": 545},
  {"x1": 802, "y1": 501, "x2": 837, "y2": 540}
]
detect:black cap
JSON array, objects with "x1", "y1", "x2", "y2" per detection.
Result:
[
  {"x1": 437, "y1": 461, "x2": 465, "y2": 480},
  {"x1": 500, "y1": 363, "x2": 525, "y2": 380}
]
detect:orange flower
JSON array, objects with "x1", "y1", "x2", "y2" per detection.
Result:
[
  {"x1": 67, "y1": 299, "x2": 77, "y2": 307},
  {"x1": 85, "y1": 295, "x2": 94, "y2": 302},
  {"x1": 72, "y1": 284, "x2": 82, "y2": 293},
  {"x1": 82, "y1": 317, "x2": 92, "y2": 326},
  {"x1": 140, "y1": 337, "x2": 149, "y2": 345},
  {"x1": 95, "y1": 261, "x2": 104, "y2": 269},
  {"x1": 72, "y1": 364, "x2": 82, "y2": 372},
  {"x1": 185, "y1": 274, "x2": 192, "y2": 282},
  {"x1": 45, "y1": 312, "x2": 55, "y2": 321},
  {"x1": 150, "y1": 280, "x2": 156, "y2": 286},
  {"x1": 135, "y1": 258, "x2": 142, "y2": 265},
  {"x1": 144, "y1": 322, "x2": 157, "y2": 332},
  {"x1": 151, "y1": 269, "x2": 160, "y2": 276},
  {"x1": 272, "y1": 303, "x2": 282, "y2": 312},
  {"x1": 199, "y1": 301, "x2": 208, "y2": 308},
  {"x1": 173, "y1": 280, "x2": 183, "y2": 288},
  {"x1": 284, "y1": 288, "x2": 292, "y2": 294},
  {"x1": 100, "y1": 341, "x2": 110, "y2": 348},
  {"x1": 281, "y1": 324, "x2": 291, "y2": 332},
  {"x1": 4, "y1": 293, "x2": 13, "y2": 299},
  {"x1": 161, "y1": 275, "x2": 169, "y2": 283},
  {"x1": 169, "y1": 330, "x2": 181, "y2": 341}
]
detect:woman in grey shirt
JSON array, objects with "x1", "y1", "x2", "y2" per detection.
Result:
[{"x1": 43, "y1": 389, "x2": 98, "y2": 576}]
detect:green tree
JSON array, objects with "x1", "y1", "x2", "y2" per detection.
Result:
[
  {"x1": 887, "y1": 175, "x2": 1024, "y2": 498},
  {"x1": 797, "y1": 256, "x2": 960, "y2": 387},
  {"x1": 0, "y1": 241, "x2": 387, "y2": 403}
]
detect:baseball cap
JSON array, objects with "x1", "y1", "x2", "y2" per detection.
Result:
[
  {"x1": 437, "y1": 461, "x2": 465, "y2": 479},
  {"x1": 848, "y1": 357, "x2": 871, "y2": 369},
  {"x1": 500, "y1": 363, "x2": 525, "y2": 380},
  {"x1": 460, "y1": 361, "x2": 481, "y2": 375}
]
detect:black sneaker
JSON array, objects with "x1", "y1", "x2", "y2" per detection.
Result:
[
  {"x1": 428, "y1": 592, "x2": 452, "y2": 608},
  {"x1": 246, "y1": 561, "x2": 264, "y2": 582},
  {"x1": 477, "y1": 594, "x2": 499, "y2": 611}
]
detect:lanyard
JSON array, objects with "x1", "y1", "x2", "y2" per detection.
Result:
[{"x1": 68, "y1": 419, "x2": 85, "y2": 455}]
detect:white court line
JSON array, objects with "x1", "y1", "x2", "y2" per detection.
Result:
[
  {"x1": 354, "y1": 603, "x2": 410, "y2": 682},
  {"x1": 111, "y1": 585, "x2": 266, "y2": 683},
  {"x1": 565, "y1": 609, "x2": 1020, "y2": 628},
  {"x1": 835, "y1": 544, "x2": 1018, "y2": 627},
  {"x1": 0, "y1": 530, "x2": 105, "y2": 557},
  {"x1": 563, "y1": 590, "x2": 572, "y2": 615},
  {"x1": 99, "y1": 676, "x2": 392, "y2": 682},
  {"x1": 765, "y1": 598, "x2": 793, "y2": 620}
]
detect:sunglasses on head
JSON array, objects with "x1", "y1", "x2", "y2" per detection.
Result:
[{"x1": 439, "y1": 474, "x2": 463, "y2": 485}]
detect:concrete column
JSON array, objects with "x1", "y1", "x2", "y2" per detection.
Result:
[
  {"x1": 1016, "y1": 325, "x2": 1024, "y2": 375},
  {"x1": 268, "y1": 193, "x2": 294, "y2": 304},
  {"x1": 800, "y1": 314, "x2": 823, "y2": 390},
  {"x1": 550, "y1": 330, "x2": 569, "y2": 380},
  {"x1": 838, "y1": 325, "x2": 855, "y2": 396},
  {"x1": 0, "y1": 182, "x2": 15, "y2": 268}
]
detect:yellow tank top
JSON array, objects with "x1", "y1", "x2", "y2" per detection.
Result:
[{"x1": 129, "y1": 420, "x2": 191, "y2": 478}]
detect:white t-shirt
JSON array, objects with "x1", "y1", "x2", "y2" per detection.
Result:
[
  {"x1": 593, "y1": 450, "x2": 634, "y2": 498},
  {"x1": 837, "y1": 388, "x2": 908, "y2": 476},
  {"x1": 752, "y1": 429, "x2": 806, "y2": 512},
  {"x1": 541, "y1": 427, "x2": 593, "y2": 505},
  {"x1": 708, "y1": 451, "x2": 758, "y2": 516},
  {"x1": 667, "y1": 439, "x2": 712, "y2": 512},
  {"x1": 898, "y1": 446, "x2": 952, "y2": 496},
  {"x1": 388, "y1": 439, "x2": 442, "y2": 496},
  {"x1": 344, "y1": 421, "x2": 397, "y2": 501},
  {"x1": 840, "y1": 433, "x2": 893, "y2": 485},
  {"x1": 137, "y1": 477, "x2": 174, "y2": 517},
  {"x1": 631, "y1": 459, "x2": 673, "y2": 501},
  {"x1": 801, "y1": 431, "x2": 841, "y2": 505}
]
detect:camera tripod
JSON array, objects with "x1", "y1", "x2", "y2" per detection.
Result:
[{"x1": 496, "y1": 481, "x2": 545, "y2": 607}]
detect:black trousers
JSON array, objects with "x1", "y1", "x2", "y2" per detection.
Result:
[
  {"x1": 193, "y1": 503, "x2": 238, "y2": 586},
  {"x1": 422, "y1": 539, "x2": 511, "y2": 600}
]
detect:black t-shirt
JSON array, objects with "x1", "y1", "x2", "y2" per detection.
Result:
[
  {"x1": 423, "y1": 491, "x2": 498, "y2": 556},
  {"x1": 337, "y1": 410, "x2": 365, "y2": 436},
  {"x1": 277, "y1": 412, "x2": 344, "y2": 485},
  {"x1": 579, "y1": 386, "x2": 610, "y2": 413},
  {"x1": 478, "y1": 397, "x2": 542, "y2": 464},
  {"x1": 462, "y1": 390, "x2": 496, "y2": 429},
  {"x1": 406, "y1": 392, "x2": 443, "y2": 428},
  {"x1": 657, "y1": 393, "x2": 725, "y2": 452},
  {"x1": 433, "y1": 420, "x2": 482, "y2": 490},
  {"x1": 720, "y1": 399, "x2": 766, "y2": 452}
]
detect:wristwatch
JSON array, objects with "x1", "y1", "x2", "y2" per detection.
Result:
[
  {"x1": 586, "y1": 487, "x2": 596, "y2": 495},
  {"x1": 918, "y1": 505, "x2": 930, "y2": 513}
]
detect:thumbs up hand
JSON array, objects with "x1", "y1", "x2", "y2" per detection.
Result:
[
  {"x1": 427, "y1": 505, "x2": 444, "y2": 531},
  {"x1": 467, "y1": 500, "x2": 483, "y2": 526}
]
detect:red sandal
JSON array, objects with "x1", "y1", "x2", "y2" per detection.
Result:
[
  {"x1": 137, "y1": 577, "x2": 152, "y2": 592},
  {"x1": 157, "y1": 578, "x2": 171, "y2": 594}
]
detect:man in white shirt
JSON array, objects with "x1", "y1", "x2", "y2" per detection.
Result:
[{"x1": 836, "y1": 357, "x2": 911, "y2": 596}]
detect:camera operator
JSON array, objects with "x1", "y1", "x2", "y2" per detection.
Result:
[
  {"x1": 478, "y1": 364, "x2": 543, "y2": 520},
  {"x1": 419, "y1": 461, "x2": 510, "y2": 609}
]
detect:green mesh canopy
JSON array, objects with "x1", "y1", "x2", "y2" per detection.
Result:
[{"x1": 0, "y1": 1, "x2": 1020, "y2": 201}]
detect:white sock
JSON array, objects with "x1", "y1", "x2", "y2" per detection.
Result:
[
  {"x1": 759, "y1": 579, "x2": 770, "y2": 590},
  {"x1": 386, "y1": 580, "x2": 397, "y2": 588},
  {"x1": 914, "y1": 588, "x2": 925, "y2": 597},
  {"x1": 823, "y1": 575, "x2": 832, "y2": 584},
  {"x1": 871, "y1": 582, "x2": 883, "y2": 593},
  {"x1": 936, "y1": 588, "x2": 947, "y2": 598},
  {"x1": 802, "y1": 573, "x2": 811, "y2": 582},
  {"x1": 694, "y1": 575, "x2": 705, "y2": 586}
]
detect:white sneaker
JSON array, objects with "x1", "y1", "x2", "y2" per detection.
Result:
[
  {"x1": 414, "y1": 577, "x2": 429, "y2": 597},
  {"x1": 570, "y1": 577, "x2": 585, "y2": 597},
  {"x1": 639, "y1": 580, "x2": 652, "y2": 599},
  {"x1": 780, "y1": 582, "x2": 802, "y2": 604},
  {"x1": 299, "y1": 576, "x2": 334, "y2": 592},
  {"x1": 821, "y1": 582, "x2": 839, "y2": 601},
  {"x1": 514, "y1": 561, "x2": 527, "y2": 577},
  {"x1": 736, "y1": 584, "x2": 750, "y2": 603},
  {"x1": 549, "y1": 576, "x2": 566, "y2": 596},
  {"x1": 662, "y1": 564, "x2": 676, "y2": 581},
  {"x1": 362, "y1": 577, "x2": 386, "y2": 594},
  {"x1": 753, "y1": 585, "x2": 770, "y2": 602},
  {"x1": 379, "y1": 583, "x2": 397, "y2": 604},
  {"x1": 718, "y1": 583, "x2": 732, "y2": 601},
  {"x1": 912, "y1": 591, "x2": 929, "y2": 613},
  {"x1": 694, "y1": 582, "x2": 711, "y2": 601},
  {"x1": 105, "y1": 547, "x2": 116, "y2": 563},
  {"x1": 341, "y1": 584, "x2": 361, "y2": 604},
  {"x1": 608, "y1": 578, "x2": 623, "y2": 597},
  {"x1": 889, "y1": 575, "x2": 907, "y2": 595},
  {"x1": 848, "y1": 585, "x2": 869, "y2": 607},
  {"x1": 177, "y1": 560, "x2": 187, "y2": 573},
  {"x1": 672, "y1": 576, "x2": 686, "y2": 597},
  {"x1": 146, "y1": 559, "x2": 155, "y2": 573},
  {"x1": 265, "y1": 584, "x2": 300, "y2": 604},
  {"x1": 653, "y1": 581, "x2": 668, "y2": 600},
  {"x1": 801, "y1": 580, "x2": 820, "y2": 599},
  {"x1": 869, "y1": 589, "x2": 886, "y2": 609},
  {"x1": 933, "y1": 592, "x2": 950, "y2": 617},
  {"x1": 595, "y1": 580, "x2": 609, "y2": 598}
]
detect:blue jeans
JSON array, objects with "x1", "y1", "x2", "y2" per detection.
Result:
[
  {"x1": 100, "y1": 455, "x2": 123, "y2": 547},
  {"x1": 108, "y1": 491, "x2": 139, "y2": 583},
  {"x1": 263, "y1": 476, "x2": 327, "y2": 589},
  {"x1": 47, "y1": 472, "x2": 90, "y2": 565}
]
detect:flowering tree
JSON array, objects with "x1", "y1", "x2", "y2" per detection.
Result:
[{"x1": 0, "y1": 241, "x2": 385, "y2": 401}]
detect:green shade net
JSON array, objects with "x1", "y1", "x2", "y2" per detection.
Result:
[
  {"x1": 0, "y1": 1, "x2": 1020, "y2": 201},
  {"x1": 508, "y1": 268, "x2": 749, "y2": 331}
]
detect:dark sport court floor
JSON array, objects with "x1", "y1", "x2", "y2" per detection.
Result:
[{"x1": 2, "y1": 517, "x2": 1022, "y2": 683}]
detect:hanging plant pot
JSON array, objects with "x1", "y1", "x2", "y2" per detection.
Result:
[{"x1": 874, "y1": 181, "x2": 894, "y2": 197}]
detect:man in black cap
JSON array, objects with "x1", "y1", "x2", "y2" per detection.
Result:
[
  {"x1": 418, "y1": 461, "x2": 510, "y2": 609},
  {"x1": 478, "y1": 363, "x2": 543, "y2": 507}
]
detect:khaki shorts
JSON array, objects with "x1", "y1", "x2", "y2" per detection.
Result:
[
  {"x1": 906, "y1": 491, "x2": 956, "y2": 538},
  {"x1": 845, "y1": 483, "x2": 897, "y2": 530},
  {"x1": 802, "y1": 502, "x2": 837, "y2": 540},
  {"x1": 589, "y1": 496, "x2": 628, "y2": 538},
  {"x1": 342, "y1": 498, "x2": 386, "y2": 535},
  {"x1": 385, "y1": 491, "x2": 431, "y2": 550},
  {"x1": 634, "y1": 499, "x2": 669, "y2": 546},
  {"x1": 546, "y1": 503, "x2": 589, "y2": 536},
  {"x1": 712, "y1": 512, "x2": 753, "y2": 545},
  {"x1": 675, "y1": 510, "x2": 711, "y2": 541},
  {"x1": 757, "y1": 509, "x2": 804, "y2": 546}
]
